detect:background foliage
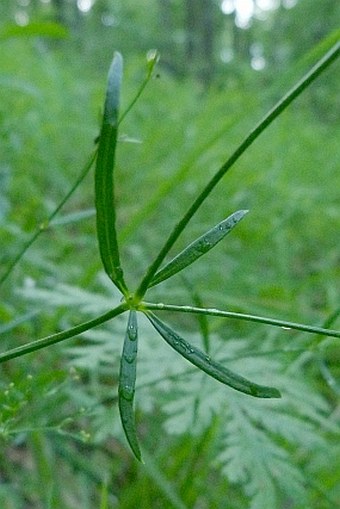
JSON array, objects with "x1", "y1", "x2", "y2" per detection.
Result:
[{"x1": 0, "y1": 1, "x2": 339, "y2": 508}]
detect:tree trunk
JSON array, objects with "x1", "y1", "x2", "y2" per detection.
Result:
[{"x1": 185, "y1": 0, "x2": 216, "y2": 84}]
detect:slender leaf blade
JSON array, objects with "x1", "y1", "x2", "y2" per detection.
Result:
[
  {"x1": 135, "y1": 42, "x2": 339, "y2": 299},
  {"x1": 143, "y1": 302, "x2": 340, "y2": 339},
  {"x1": 95, "y1": 52, "x2": 127, "y2": 294},
  {"x1": 118, "y1": 311, "x2": 142, "y2": 461},
  {"x1": 146, "y1": 312, "x2": 281, "y2": 398},
  {"x1": 150, "y1": 210, "x2": 248, "y2": 287}
]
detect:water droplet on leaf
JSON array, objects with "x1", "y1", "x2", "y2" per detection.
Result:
[
  {"x1": 120, "y1": 385, "x2": 134, "y2": 401},
  {"x1": 128, "y1": 324, "x2": 137, "y2": 341},
  {"x1": 124, "y1": 352, "x2": 136, "y2": 364}
]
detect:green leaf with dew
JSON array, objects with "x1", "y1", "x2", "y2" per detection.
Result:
[
  {"x1": 95, "y1": 52, "x2": 127, "y2": 294},
  {"x1": 146, "y1": 312, "x2": 281, "y2": 399},
  {"x1": 135, "y1": 41, "x2": 340, "y2": 299},
  {"x1": 118, "y1": 311, "x2": 142, "y2": 461},
  {"x1": 150, "y1": 210, "x2": 248, "y2": 287},
  {"x1": 0, "y1": 50, "x2": 156, "y2": 289},
  {"x1": 143, "y1": 302, "x2": 340, "y2": 339}
]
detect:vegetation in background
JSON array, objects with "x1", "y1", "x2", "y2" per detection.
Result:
[{"x1": 0, "y1": 1, "x2": 339, "y2": 508}]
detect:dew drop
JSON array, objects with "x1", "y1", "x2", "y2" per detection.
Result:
[
  {"x1": 128, "y1": 324, "x2": 137, "y2": 341},
  {"x1": 157, "y1": 302, "x2": 165, "y2": 309},
  {"x1": 282, "y1": 326, "x2": 292, "y2": 331},
  {"x1": 124, "y1": 352, "x2": 136, "y2": 364},
  {"x1": 120, "y1": 385, "x2": 134, "y2": 401}
]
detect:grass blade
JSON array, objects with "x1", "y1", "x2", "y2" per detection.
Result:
[
  {"x1": 95, "y1": 52, "x2": 127, "y2": 295},
  {"x1": 141, "y1": 449, "x2": 187, "y2": 509},
  {"x1": 146, "y1": 312, "x2": 281, "y2": 398},
  {"x1": 135, "y1": 42, "x2": 339, "y2": 299},
  {"x1": 150, "y1": 210, "x2": 248, "y2": 287},
  {"x1": 0, "y1": 303, "x2": 127, "y2": 363},
  {"x1": 118, "y1": 310, "x2": 142, "y2": 461}
]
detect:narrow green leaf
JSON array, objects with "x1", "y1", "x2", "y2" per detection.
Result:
[
  {"x1": 95, "y1": 52, "x2": 127, "y2": 295},
  {"x1": 146, "y1": 312, "x2": 281, "y2": 399},
  {"x1": 143, "y1": 302, "x2": 340, "y2": 339},
  {"x1": 135, "y1": 42, "x2": 339, "y2": 299},
  {"x1": 118, "y1": 311, "x2": 142, "y2": 461},
  {"x1": 150, "y1": 210, "x2": 248, "y2": 287},
  {"x1": 141, "y1": 449, "x2": 187, "y2": 509},
  {"x1": 0, "y1": 304, "x2": 127, "y2": 363}
]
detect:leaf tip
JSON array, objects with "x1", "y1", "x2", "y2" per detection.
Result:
[
  {"x1": 257, "y1": 386, "x2": 281, "y2": 399},
  {"x1": 104, "y1": 51, "x2": 124, "y2": 126},
  {"x1": 235, "y1": 209, "x2": 249, "y2": 219}
]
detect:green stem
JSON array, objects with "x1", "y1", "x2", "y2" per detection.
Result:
[
  {"x1": 0, "y1": 303, "x2": 127, "y2": 363},
  {"x1": 142, "y1": 302, "x2": 340, "y2": 339},
  {"x1": 135, "y1": 42, "x2": 339, "y2": 299},
  {"x1": 30, "y1": 431, "x2": 60, "y2": 508},
  {"x1": 118, "y1": 50, "x2": 159, "y2": 126},
  {"x1": 0, "y1": 149, "x2": 97, "y2": 288}
]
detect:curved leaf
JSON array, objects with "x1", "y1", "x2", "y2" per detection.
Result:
[
  {"x1": 118, "y1": 311, "x2": 142, "y2": 461},
  {"x1": 150, "y1": 210, "x2": 248, "y2": 287},
  {"x1": 146, "y1": 312, "x2": 281, "y2": 399},
  {"x1": 95, "y1": 52, "x2": 127, "y2": 294}
]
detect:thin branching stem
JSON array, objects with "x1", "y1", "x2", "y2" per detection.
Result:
[
  {"x1": 0, "y1": 149, "x2": 97, "y2": 288},
  {"x1": 118, "y1": 50, "x2": 159, "y2": 125},
  {"x1": 142, "y1": 302, "x2": 340, "y2": 339},
  {"x1": 0, "y1": 52, "x2": 158, "y2": 290},
  {"x1": 135, "y1": 42, "x2": 339, "y2": 299}
]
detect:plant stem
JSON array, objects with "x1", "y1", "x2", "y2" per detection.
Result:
[
  {"x1": 142, "y1": 302, "x2": 340, "y2": 339},
  {"x1": 135, "y1": 42, "x2": 339, "y2": 299},
  {"x1": 0, "y1": 149, "x2": 97, "y2": 288}
]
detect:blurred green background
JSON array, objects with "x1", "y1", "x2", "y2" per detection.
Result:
[{"x1": 0, "y1": 1, "x2": 339, "y2": 508}]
